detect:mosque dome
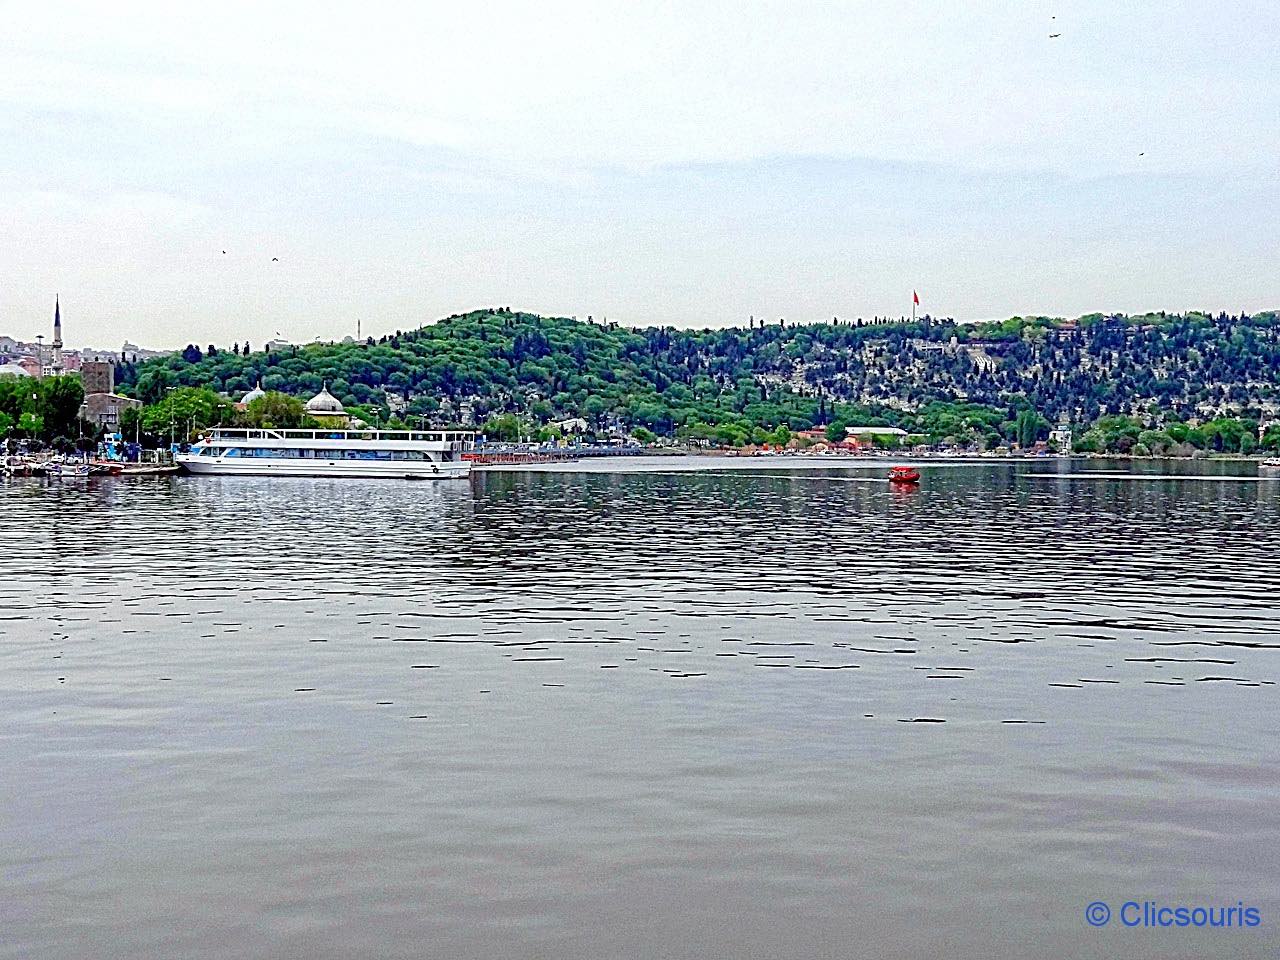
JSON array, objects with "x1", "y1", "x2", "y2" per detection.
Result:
[
  {"x1": 0, "y1": 362, "x2": 32, "y2": 378},
  {"x1": 241, "y1": 380, "x2": 266, "y2": 404},
  {"x1": 305, "y1": 385, "x2": 346, "y2": 416}
]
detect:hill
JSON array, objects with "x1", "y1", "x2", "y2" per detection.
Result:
[{"x1": 115, "y1": 307, "x2": 1280, "y2": 451}]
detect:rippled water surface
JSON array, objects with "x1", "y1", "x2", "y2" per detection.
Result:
[{"x1": 3, "y1": 458, "x2": 1279, "y2": 959}]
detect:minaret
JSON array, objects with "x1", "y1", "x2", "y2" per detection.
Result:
[{"x1": 51, "y1": 295, "x2": 64, "y2": 373}]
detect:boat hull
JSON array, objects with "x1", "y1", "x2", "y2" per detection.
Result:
[{"x1": 177, "y1": 455, "x2": 471, "y2": 480}]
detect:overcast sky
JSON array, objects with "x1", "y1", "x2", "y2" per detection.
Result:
[{"x1": 2, "y1": 1, "x2": 1277, "y2": 348}]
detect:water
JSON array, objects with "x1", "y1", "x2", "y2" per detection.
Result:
[{"x1": 2, "y1": 458, "x2": 1278, "y2": 959}]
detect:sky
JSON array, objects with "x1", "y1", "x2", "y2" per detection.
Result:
[{"x1": 1, "y1": 0, "x2": 1277, "y2": 348}]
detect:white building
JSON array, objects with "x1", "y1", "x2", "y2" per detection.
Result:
[
  {"x1": 1049, "y1": 424, "x2": 1073, "y2": 453},
  {"x1": 844, "y1": 426, "x2": 910, "y2": 439}
]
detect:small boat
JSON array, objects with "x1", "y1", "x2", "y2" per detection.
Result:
[
  {"x1": 888, "y1": 465, "x2": 921, "y2": 484},
  {"x1": 1260, "y1": 458, "x2": 1280, "y2": 470},
  {"x1": 47, "y1": 462, "x2": 92, "y2": 478}
]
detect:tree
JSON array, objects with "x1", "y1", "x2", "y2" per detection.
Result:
[
  {"x1": 1015, "y1": 408, "x2": 1045, "y2": 448},
  {"x1": 136, "y1": 367, "x2": 177, "y2": 404},
  {"x1": 1138, "y1": 430, "x2": 1174, "y2": 456},
  {"x1": 482, "y1": 413, "x2": 530, "y2": 442},
  {"x1": 1073, "y1": 430, "x2": 1103, "y2": 453},
  {"x1": 242, "y1": 392, "x2": 308, "y2": 429},
  {"x1": 17, "y1": 411, "x2": 44, "y2": 436},
  {"x1": 138, "y1": 387, "x2": 235, "y2": 438},
  {"x1": 38, "y1": 376, "x2": 85, "y2": 440}
]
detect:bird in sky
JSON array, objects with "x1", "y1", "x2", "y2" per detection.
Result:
[
  {"x1": 1050, "y1": 32, "x2": 1061, "y2": 38},
  {"x1": 1138, "y1": 152, "x2": 1145, "y2": 156},
  {"x1": 271, "y1": 257, "x2": 279, "y2": 262},
  {"x1": 221, "y1": 250, "x2": 226, "y2": 254}
]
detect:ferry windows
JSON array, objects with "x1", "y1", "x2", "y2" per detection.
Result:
[
  {"x1": 338, "y1": 450, "x2": 391, "y2": 460},
  {"x1": 217, "y1": 446, "x2": 425, "y2": 461}
]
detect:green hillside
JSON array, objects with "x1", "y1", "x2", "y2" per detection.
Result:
[{"x1": 109, "y1": 307, "x2": 1280, "y2": 452}]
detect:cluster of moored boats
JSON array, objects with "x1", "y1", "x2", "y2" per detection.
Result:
[
  {"x1": 2, "y1": 456, "x2": 180, "y2": 478},
  {"x1": 4, "y1": 457, "x2": 92, "y2": 478}
]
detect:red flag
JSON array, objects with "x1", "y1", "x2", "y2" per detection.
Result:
[{"x1": 913, "y1": 290, "x2": 920, "y2": 305}]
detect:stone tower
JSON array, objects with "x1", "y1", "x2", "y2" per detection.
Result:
[{"x1": 81, "y1": 360, "x2": 115, "y2": 396}]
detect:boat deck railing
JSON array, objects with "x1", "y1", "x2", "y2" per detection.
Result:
[{"x1": 205, "y1": 428, "x2": 476, "y2": 443}]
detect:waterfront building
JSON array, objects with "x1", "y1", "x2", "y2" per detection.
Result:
[
  {"x1": 1049, "y1": 424, "x2": 1073, "y2": 453},
  {"x1": 241, "y1": 381, "x2": 266, "y2": 405},
  {"x1": 0, "y1": 362, "x2": 33, "y2": 378},
  {"x1": 81, "y1": 392, "x2": 142, "y2": 429},
  {"x1": 79, "y1": 358, "x2": 142, "y2": 429},
  {"x1": 844, "y1": 426, "x2": 910, "y2": 439}
]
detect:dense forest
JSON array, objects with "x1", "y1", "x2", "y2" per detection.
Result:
[{"x1": 94, "y1": 306, "x2": 1280, "y2": 451}]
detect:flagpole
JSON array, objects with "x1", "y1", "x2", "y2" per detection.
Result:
[{"x1": 912, "y1": 292, "x2": 916, "y2": 323}]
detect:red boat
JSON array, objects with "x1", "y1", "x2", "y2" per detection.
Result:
[{"x1": 888, "y1": 465, "x2": 921, "y2": 484}]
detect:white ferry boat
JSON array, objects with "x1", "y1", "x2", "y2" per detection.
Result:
[{"x1": 177, "y1": 427, "x2": 475, "y2": 479}]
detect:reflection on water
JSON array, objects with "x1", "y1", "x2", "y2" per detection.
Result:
[{"x1": 2, "y1": 460, "x2": 1278, "y2": 959}]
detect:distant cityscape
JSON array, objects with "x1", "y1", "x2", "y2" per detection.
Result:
[
  {"x1": 0, "y1": 299, "x2": 173, "y2": 433},
  {"x1": 0, "y1": 298, "x2": 170, "y2": 379}
]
